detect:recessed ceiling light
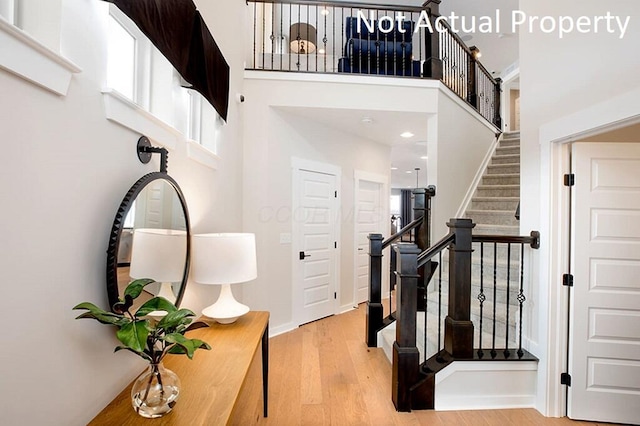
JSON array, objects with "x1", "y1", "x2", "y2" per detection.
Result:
[
  {"x1": 362, "y1": 117, "x2": 373, "y2": 124},
  {"x1": 400, "y1": 132, "x2": 414, "y2": 138},
  {"x1": 421, "y1": 156, "x2": 428, "y2": 160},
  {"x1": 318, "y1": 48, "x2": 326, "y2": 54},
  {"x1": 321, "y1": 8, "x2": 330, "y2": 16},
  {"x1": 405, "y1": 170, "x2": 412, "y2": 174},
  {"x1": 391, "y1": 167, "x2": 398, "y2": 170}
]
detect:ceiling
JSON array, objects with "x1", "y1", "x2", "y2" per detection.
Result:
[
  {"x1": 278, "y1": 0, "x2": 520, "y2": 189},
  {"x1": 277, "y1": 106, "x2": 431, "y2": 188}
]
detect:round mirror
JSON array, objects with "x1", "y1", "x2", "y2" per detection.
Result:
[{"x1": 106, "y1": 172, "x2": 191, "y2": 312}]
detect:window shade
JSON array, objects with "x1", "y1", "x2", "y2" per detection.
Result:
[{"x1": 103, "y1": 0, "x2": 229, "y2": 121}]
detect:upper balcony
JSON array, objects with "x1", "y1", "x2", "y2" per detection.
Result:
[{"x1": 246, "y1": 0, "x2": 502, "y2": 128}]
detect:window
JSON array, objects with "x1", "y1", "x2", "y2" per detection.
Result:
[
  {"x1": 103, "y1": 5, "x2": 220, "y2": 161},
  {"x1": 0, "y1": 0, "x2": 80, "y2": 95},
  {"x1": 0, "y1": 0, "x2": 16, "y2": 25},
  {"x1": 106, "y1": 13, "x2": 136, "y2": 101}
]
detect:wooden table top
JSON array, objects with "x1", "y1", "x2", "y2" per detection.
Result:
[{"x1": 89, "y1": 311, "x2": 269, "y2": 426}]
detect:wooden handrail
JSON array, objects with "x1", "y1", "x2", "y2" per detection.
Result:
[
  {"x1": 472, "y1": 231, "x2": 540, "y2": 249},
  {"x1": 382, "y1": 217, "x2": 422, "y2": 249},
  {"x1": 416, "y1": 232, "x2": 455, "y2": 267},
  {"x1": 249, "y1": 0, "x2": 424, "y2": 13}
]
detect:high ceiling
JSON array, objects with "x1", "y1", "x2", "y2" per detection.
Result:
[{"x1": 279, "y1": 0, "x2": 520, "y2": 188}]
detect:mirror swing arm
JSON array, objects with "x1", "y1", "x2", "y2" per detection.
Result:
[
  {"x1": 137, "y1": 135, "x2": 168, "y2": 174},
  {"x1": 106, "y1": 135, "x2": 191, "y2": 313}
]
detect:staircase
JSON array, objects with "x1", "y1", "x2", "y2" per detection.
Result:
[{"x1": 466, "y1": 132, "x2": 521, "y2": 236}]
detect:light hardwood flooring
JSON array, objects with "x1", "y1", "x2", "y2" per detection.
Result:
[{"x1": 233, "y1": 304, "x2": 617, "y2": 425}]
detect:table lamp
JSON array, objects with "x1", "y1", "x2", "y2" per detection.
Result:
[
  {"x1": 129, "y1": 228, "x2": 187, "y2": 314},
  {"x1": 192, "y1": 233, "x2": 257, "y2": 324}
]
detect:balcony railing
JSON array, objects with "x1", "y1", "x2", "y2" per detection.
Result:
[{"x1": 246, "y1": 0, "x2": 502, "y2": 128}]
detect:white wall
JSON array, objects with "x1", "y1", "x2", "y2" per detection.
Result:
[
  {"x1": 0, "y1": 0, "x2": 244, "y2": 424},
  {"x1": 431, "y1": 92, "x2": 497, "y2": 238},
  {"x1": 518, "y1": 0, "x2": 640, "y2": 416},
  {"x1": 241, "y1": 78, "x2": 394, "y2": 331}
]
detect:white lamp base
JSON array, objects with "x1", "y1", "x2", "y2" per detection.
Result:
[{"x1": 202, "y1": 284, "x2": 249, "y2": 324}]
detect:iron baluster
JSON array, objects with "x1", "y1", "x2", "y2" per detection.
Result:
[
  {"x1": 517, "y1": 243, "x2": 526, "y2": 359},
  {"x1": 491, "y1": 242, "x2": 497, "y2": 359},
  {"x1": 504, "y1": 243, "x2": 511, "y2": 358},
  {"x1": 477, "y1": 242, "x2": 485, "y2": 358}
]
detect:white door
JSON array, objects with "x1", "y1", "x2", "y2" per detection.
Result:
[
  {"x1": 569, "y1": 142, "x2": 640, "y2": 424},
  {"x1": 354, "y1": 177, "x2": 386, "y2": 304},
  {"x1": 293, "y1": 168, "x2": 338, "y2": 326}
]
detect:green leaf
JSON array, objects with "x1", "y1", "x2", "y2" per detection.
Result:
[
  {"x1": 185, "y1": 321, "x2": 210, "y2": 333},
  {"x1": 73, "y1": 302, "x2": 128, "y2": 326},
  {"x1": 116, "y1": 320, "x2": 149, "y2": 353},
  {"x1": 166, "y1": 338, "x2": 211, "y2": 357},
  {"x1": 123, "y1": 278, "x2": 155, "y2": 300},
  {"x1": 157, "y1": 308, "x2": 196, "y2": 331},
  {"x1": 135, "y1": 297, "x2": 178, "y2": 317},
  {"x1": 163, "y1": 333, "x2": 210, "y2": 359}
]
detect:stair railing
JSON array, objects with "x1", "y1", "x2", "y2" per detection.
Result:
[
  {"x1": 392, "y1": 218, "x2": 540, "y2": 411},
  {"x1": 366, "y1": 186, "x2": 435, "y2": 347},
  {"x1": 247, "y1": 0, "x2": 502, "y2": 127}
]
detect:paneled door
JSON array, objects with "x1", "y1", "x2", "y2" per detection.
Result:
[
  {"x1": 568, "y1": 142, "x2": 640, "y2": 424},
  {"x1": 293, "y1": 166, "x2": 339, "y2": 326},
  {"x1": 354, "y1": 173, "x2": 387, "y2": 304}
]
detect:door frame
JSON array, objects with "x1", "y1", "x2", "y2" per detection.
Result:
[
  {"x1": 353, "y1": 170, "x2": 389, "y2": 308},
  {"x1": 291, "y1": 157, "x2": 342, "y2": 327},
  {"x1": 539, "y1": 96, "x2": 640, "y2": 417}
]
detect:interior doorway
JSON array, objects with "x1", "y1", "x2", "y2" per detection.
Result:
[
  {"x1": 292, "y1": 159, "x2": 340, "y2": 326},
  {"x1": 353, "y1": 171, "x2": 388, "y2": 305},
  {"x1": 567, "y1": 142, "x2": 640, "y2": 424}
]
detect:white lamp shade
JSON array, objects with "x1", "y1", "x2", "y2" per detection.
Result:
[
  {"x1": 129, "y1": 228, "x2": 187, "y2": 283},
  {"x1": 192, "y1": 233, "x2": 257, "y2": 285}
]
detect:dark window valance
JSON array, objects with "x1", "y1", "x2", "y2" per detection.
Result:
[{"x1": 104, "y1": 0, "x2": 230, "y2": 121}]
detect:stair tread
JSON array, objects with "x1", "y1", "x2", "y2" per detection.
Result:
[
  {"x1": 472, "y1": 197, "x2": 520, "y2": 201},
  {"x1": 467, "y1": 209, "x2": 517, "y2": 214}
]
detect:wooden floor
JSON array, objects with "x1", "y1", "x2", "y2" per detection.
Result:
[{"x1": 233, "y1": 305, "x2": 616, "y2": 425}]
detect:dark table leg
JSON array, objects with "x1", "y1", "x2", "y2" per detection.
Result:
[{"x1": 262, "y1": 321, "x2": 269, "y2": 417}]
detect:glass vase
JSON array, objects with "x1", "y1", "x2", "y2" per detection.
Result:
[{"x1": 130, "y1": 362, "x2": 181, "y2": 418}]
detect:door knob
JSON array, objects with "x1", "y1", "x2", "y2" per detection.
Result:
[{"x1": 299, "y1": 251, "x2": 311, "y2": 260}]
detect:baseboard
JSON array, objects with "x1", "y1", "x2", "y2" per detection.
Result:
[
  {"x1": 340, "y1": 303, "x2": 357, "y2": 314},
  {"x1": 435, "y1": 360, "x2": 538, "y2": 411},
  {"x1": 268, "y1": 321, "x2": 296, "y2": 338}
]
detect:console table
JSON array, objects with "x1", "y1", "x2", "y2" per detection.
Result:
[{"x1": 89, "y1": 311, "x2": 269, "y2": 425}]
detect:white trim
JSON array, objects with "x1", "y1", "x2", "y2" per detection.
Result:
[
  {"x1": 353, "y1": 170, "x2": 389, "y2": 306},
  {"x1": 291, "y1": 157, "x2": 342, "y2": 327},
  {"x1": 244, "y1": 71, "x2": 497, "y2": 132},
  {"x1": 435, "y1": 360, "x2": 538, "y2": 411},
  {"x1": 245, "y1": 69, "x2": 441, "y2": 90},
  {"x1": 0, "y1": 16, "x2": 80, "y2": 96},
  {"x1": 268, "y1": 322, "x2": 296, "y2": 338},
  {"x1": 102, "y1": 88, "x2": 178, "y2": 150},
  {"x1": 538, "y1": 85, "x2": 640, "y2": 417},
  {"x1": 339, "y1": 303, "x2": 356, "y2": 314},
  {"x1": 186, "y1": 139, "x2": 219, "y2": 170},
  {"x1": 455, "y1": 133, "x2": 501, "y2": 217}
]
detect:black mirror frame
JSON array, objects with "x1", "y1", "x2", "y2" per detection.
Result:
[{"x1": 106, "y1": 172, "x2": 191, "y2": 312}]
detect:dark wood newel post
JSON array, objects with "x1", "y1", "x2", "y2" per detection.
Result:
[
  {"x1": 444, "y1": 218, "x2": 475, "y2": 359},
  {"x1": 422, "y1": 0, "x2": 443, "y2": 79},
  {"x1": 392, "y1": 243, "x2": 421, "y2": 412},
  {"x1": 366, "y1": 233, "x2": 384, "y2": 347},
  {"x1": 494, "y1": 77, "x2": 503, "y2": 129}
]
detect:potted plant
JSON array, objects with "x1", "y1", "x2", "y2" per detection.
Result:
[{"x1": 73, "y1": 279, "x2": 211, "y2": 418}]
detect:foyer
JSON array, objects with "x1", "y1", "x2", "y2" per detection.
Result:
[{"x1": 233, "y1": 305, "x2": 616, "y2": 425}]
